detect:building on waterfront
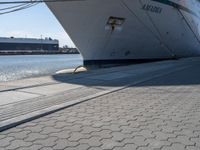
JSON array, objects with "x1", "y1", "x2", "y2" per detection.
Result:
[
  {"x1": 59, "y1": 45, "x2": 79, "y2": 54},
  {"x1": 0, "y1": 37, "x2": 59, "y2": 55}
]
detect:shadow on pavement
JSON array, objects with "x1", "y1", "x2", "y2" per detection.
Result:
[{"x1": 52, "y1": 64, "x2": 200, "y2": 87}]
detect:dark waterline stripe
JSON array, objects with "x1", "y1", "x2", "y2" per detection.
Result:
[{"x1": 151, "y1": 0, "x2": 200, "y2": 19}]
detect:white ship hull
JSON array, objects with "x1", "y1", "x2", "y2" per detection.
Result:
[{"x1": 46, "y1": 0, "x2": 200, "y2": 67}]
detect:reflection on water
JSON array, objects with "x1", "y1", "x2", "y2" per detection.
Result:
[{"x1": 0, "y1": 54, "x2": 82, "y2": 82}]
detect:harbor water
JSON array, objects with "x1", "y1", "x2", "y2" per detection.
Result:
[{"x1": 0, "y1": 54, "x2": 82, "y2": 82}]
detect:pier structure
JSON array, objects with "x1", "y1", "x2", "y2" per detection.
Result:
[{"x1": 0, "y1": 58, "x2": 200, "y2": 149}]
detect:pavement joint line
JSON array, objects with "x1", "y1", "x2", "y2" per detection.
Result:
[
  {"x1": 16, "y1": 90, "x2": 46, "y2": 97},
  {"x1": 0, "y1": 82, "x2": 59, "y2": 93},
  {"x1": 0, "y1": 64, "x2": 191, "y2": 132},
  {"x1": 0, "y1": 94, "x2": 46, "y2": 108},
  {"x1": 0, "y1": 86, "x2": 85, "y2": 108}
]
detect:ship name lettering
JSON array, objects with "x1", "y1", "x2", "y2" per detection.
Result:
[{"x1": 142, "y1": 4, "x2": 162, "y2": 14}]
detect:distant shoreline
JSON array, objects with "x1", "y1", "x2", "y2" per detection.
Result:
[
  {"x1": 0, "y1": 48, "x2": 80, "y2": 55},
  {"x1": 0, "y1": 52, "x2": 80, "y2": 55}
]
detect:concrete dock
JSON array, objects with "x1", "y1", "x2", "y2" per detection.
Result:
[{"x1": 1, "y1": 57, "x2": 200, "y2": 150}]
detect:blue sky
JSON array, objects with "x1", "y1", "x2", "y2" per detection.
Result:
[{"x1": 0, "y1": 2, "x2": 75, "y2": 47}]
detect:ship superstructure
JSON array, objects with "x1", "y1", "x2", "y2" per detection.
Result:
[{"x1": 46, "y1": 0, "x2": 200, "y2": 67}]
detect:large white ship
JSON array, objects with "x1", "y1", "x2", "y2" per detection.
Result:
[{"x1": 46, "y1": 0, "x2": 200, "y2": 68}]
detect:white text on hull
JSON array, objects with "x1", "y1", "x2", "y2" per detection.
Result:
[{"x1": 46, "y1": 0, "x2": 200, "y2": 67}]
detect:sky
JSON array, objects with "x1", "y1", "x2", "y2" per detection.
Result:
[{"x1": 0, "y1": 2, "x2": 75, "y2": 47}]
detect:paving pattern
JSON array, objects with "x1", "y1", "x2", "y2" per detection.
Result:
[
  {"x1": 0, "y1": 59, "x2": 181, "y2": 123},
  {"x1": 0, "y1": 87, "x2": 102, "y2": 122},
  {"x1": 1, "y1": 59, "x2": 200, "y2": 150},
  {"x1": 1, "y1": 86, "x2": 200, "y2": 149}
]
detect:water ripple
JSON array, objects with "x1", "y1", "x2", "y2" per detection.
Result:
[{"x1": 0, "y1": 54, "x2": 82, "y2": 82}]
